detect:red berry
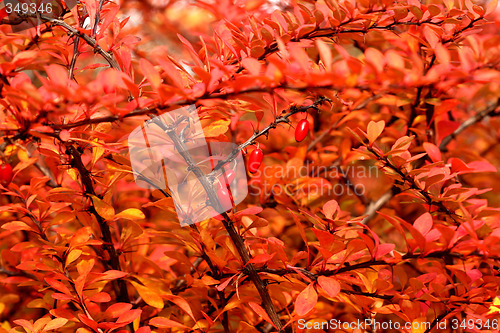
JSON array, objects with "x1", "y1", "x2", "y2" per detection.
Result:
[
  {"x1": 295, "y1": 119, "x2": 310, "y2": 142},
  {"x1": 248, "y1": 148, "x2": 263, "y2": 173},
  {"x1": 216, "y1": 186, "x2": 233, "y2": 212},
  {"x1": 0, "y1": 164, "x2": 13, "y2": 186},
  {"x1": 222, "y1": 169, "x2": 236, "y2": 185}
]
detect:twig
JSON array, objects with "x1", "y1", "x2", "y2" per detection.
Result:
[
  {"x1": 21, "y1": 13, "x2": 120, "y2": 70},
  {"x1": 68, "y1": 37, "x2": 80, "y2": 80},
  {"x1": 48, "y1": 86, "x2": 336, "y2": 131},
  {"x1": 93, "y1": 0, "x2": 106, "y2": 38},
  {"x1": 439, "y1": 98, "x2": 500, "y2": 151},
  {"x1": 66, "y1": 145, "x2": 130, "y2": 304},
  {"x1": 361, "y1": 188, "x2": 394, "y2": 224},
  {"x1": 209, "y1": 97, "x2": 331, "y2": 175}
]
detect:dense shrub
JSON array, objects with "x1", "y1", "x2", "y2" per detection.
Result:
[{"x1": 1, "y1": 0, "x2": 499, "y2": 332}]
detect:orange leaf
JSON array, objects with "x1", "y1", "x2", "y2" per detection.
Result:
[
  {"x1": 295, "y1": 283, "x2": 318, "y2": 316},
  {"x1": 164, "y1": 295, "x2": 195, "y2": 320},
  {"x1": 149, "y1": 317, "x2": 191, "y2": 330},
  {"x1": 322, "y1": 199, "x2": 339, "y2": 219},
  {"x1": 367, "y1": 120, "x2": 385, "y2": 145},
  {"x1": 317, "y1": 276, "x2": 340, "y2": 298},
  {"x1": 88, "y1": 292, "x2": 111, "y2": 303},
  {"x1": 1, "y1": 221, "x2": 33, "y2": 232},
  {"x1": 248, "y1": 302, "x2": 278, "y2": 330},
  {"x1": 116, "y1": 309, "x2": 142, "y2": 324},
  {"x1": 114, "y1": 208, "x2": 145, "y2": 220},
  {"x1": 90, "y1": 195, "x2": 115, "y2": 220},
  {"x1": 130, "y1": 281, "x2": 164, "y2": 309},
  {"x1": 42, "y1": 318, "x2": 68, "y2": 332},
  {"x1": 140, "y1": 58, "x2": 161, "y2": 90},
  {"x1": 202, "y1": 119, "x2": 230, "y2": 137},
  {"x1": 92, "y1": 270, "x2": 128, "y2": 284},
  {"x1": 423, "y1": 142, "x2": 441, "y2": 163},
  {"x1": 104, "y1": 303, "x2": 133, "y2": 318}
]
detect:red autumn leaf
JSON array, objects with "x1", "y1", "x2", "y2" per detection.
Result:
[
  {"x1": 140, "y1": 58, "x2": 162, "y2": 90},
  {"x1": 149, "y1": 317, "x2": 192, "y2": 330},
  {"x1": 322, "y1": 199, "x2": 339, "y2": 219},
  {"x1": 104, "y1": 303, "x2": 133, "y2": 318},
  {"x1": 317, "y1": 276, "x2": 341, "y2": 298},
  {"x1": 88, "y1": 292, "x2": 112, "y2": 303},
  {"x1": 374, "y1": 243, "x2": 396, "y2": 259},
  {"x1": 246, "y1": 252, "x2": 275, "y2": 266},
  {"x1": 78, "y1": 314, "x2": 98, "y2": 331},
  {"x1": 116, "y1": 309, "x2": 142, "y2": 324},
  {"x1": 414, "y1": 212, "x2": 433, "y2": 236},
  {"x1": 294, "y1": 283, "x2": 318, "y2": 316},
  {"x1": 248, "y1": 302, "x2": 278, "y2": 330},
  {"x1": 423, "y1": 142, "x2": 441, "y2": 163},
  {"x1": 42, "y1": 318, "x2": 68, "y2": 332},
  {"x1": 44, "y1": 278, "x2": 72, "y2": 296}
]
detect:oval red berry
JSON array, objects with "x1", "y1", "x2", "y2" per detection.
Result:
[
  {"x1": 248, "y1": 149, "x2": 263, "y2": 173},
  {"x1": 216, "y1": 187, "x2": 233, "y2": 211},
  {"x1": 222, "y1": 169, "x2": 236, "y2": 185},
  {"x1": 0, "y1": 164, "x2": 13, "y2": 186},
  {"x1": 295, "y1": 119, "x2": 310, "y2": 142}
]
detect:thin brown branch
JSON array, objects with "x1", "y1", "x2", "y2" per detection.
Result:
[
  {"x1": 68, "y1": 37, "x2": 80, "y2": 80},
  {"x1": 92, "y1": 0, "x2": 106, "y2": 38},
  {"x1": 439, "y1": 98, "x2": 500, "y2": 151},
  {"x1": 66, "y1": 145, "x2": 130, "y2": 304},
  {"x1": 257, "y1": 250, "x2": 491, "y2": 278},
  {"x1": 22, "y1": 13, "x2": 120, "y2": 70},
  {"x1": 209, "y1": 96, "x2": 331, "y2": 175},
  {"x1": 361, "y1": 189, "x2": 394, "y2": 225}
]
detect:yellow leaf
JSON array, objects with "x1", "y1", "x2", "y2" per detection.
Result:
[
  {"x1": 91, "y1": 142, "x2": 105, "y2": 167},
  {"x1": 90, "y1": 195, "x2": 115, "y2": 220},
  {"x1": 130, "y1": 281, "x2": 164, "y2": 309},
  {"x1": 43, "y1": 318, "x2": 68, "y2": 332},
  {"x1": 488, "y1": 297, "x2": 500, "y2": 314},
  {"x1": 202, "y1": 119, "x2": 230, "y2": 137},
  {"x1": 67, "y1": 168, "x2": 79, "y2": 182},
  {"x1": 33, "y1": 317, "x2": 51, "y2": 333},
  {"x1": 114, "y1": 209, "x2": 145, "y2": 220},
  {"x1": 65, "y1": 249, "x2": 82, "y2": 266}
]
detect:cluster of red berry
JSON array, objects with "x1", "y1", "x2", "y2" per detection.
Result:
[
  {"x1": 216, "y1": 118, "x2": 310, "y2": 212},
  {"x1": 247, "y1": 118, "x2": 310, "y2": 174}
]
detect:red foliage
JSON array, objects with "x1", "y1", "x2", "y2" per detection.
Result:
[{"x1": 1, "y1": 0, "x2": 500, "y2": 332}]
